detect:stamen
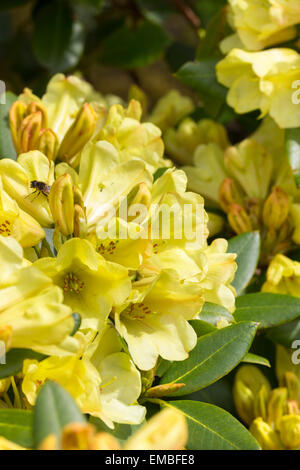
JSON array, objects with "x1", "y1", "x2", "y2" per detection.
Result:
[{"x1": 63, "y1": 272, "x2": 85, "y2": 294}]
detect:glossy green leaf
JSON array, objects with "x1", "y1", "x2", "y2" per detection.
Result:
[
  {"x1": 242, "y1": 353, "x2": 270, "y2": 367},
  {"x1": 189, "y1": 319, "x2": 216, "y2": 337},
  {"x1": 0, "y1": 91, "x2": 17, "y2": 159},
  {"x1": 0, "y1": 348, "x2": 45, "y2": 379},
  {"x1": 159, "y1": 321, "x2": 257, "y2": 396},
  {"x1": 159, "y1": 400, "x2": 260, "y2": 450},
  {"x1": 198, "y1": 302, "x2": 234, "y2": 325},
  {"x1": 227, "y1": 232, "x2": 260, "y2": 295},
  {"x1": 176, "y1": 58, "x2": 227, "y2": 117},
  {"x1": 100, "y1": 20, "x2": 171, "y2": 68},
  {"x1": 234, "y1": 293, "x2": 300, "y2": 328},
  {"x1": 32, "y1": 1, "x2": 85, "y2": 72},
  {"x1": 266, "y1": 317, "x2": 300, "y2": 347},
  {"x1": 34, "y1": 381, "x2": 85, "y2": 449},
  {"x1": 286, "y1": 128, "x2": 300, "y2": 187},
  {"x1": 0, "y1": 409, "x2": 33, "y2": 448}
]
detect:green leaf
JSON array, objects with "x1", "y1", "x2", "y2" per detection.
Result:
[
  {"x1": 227, "y1": 232, "x2": 260, "y2": 295},
  {"x1": 189, "y1": 319, "x2": 216, "y2": 337},
  {"x1": 0, "y1": 409, "x2": 33, "y2": 448},
  {"x1": 159, "y1": 400, "x2": 260, "y2": 450},
  {"x1": 70, "y1": 313, "x2": 82, "y2": 336},
  {"x1": 196, "y1": 7, "x2": 227, "y2": 59},
  {"x1": 198, "y1": 302, "x2": 234, "y2": 325},
  {"x1": 266, "y1": 317, "x2": 300, "y2": 348},
  {"x1": 176, "y1": 58, "x2": 227, "y2": 118},
  {"x1": 159, "y1": 321, "x2": 257, "y2": 396},
  {"x1": 286, "y1": 128, "x2": 300, "y2": 187},
  {"x1": 0, "y1": 91, "x2": 17, "y2": 159},
  {"x1": 242, "y1": 352, "x2": 270, "y2": 367},
  {"x1": 0, "y1": 348, "x2": 45, "y2": 379},
  {"x1": 234, "y1": 293, "x2": 300, "y2": 328},
  {"x1": 100, "y1": 20, "x2": 171, "y2": 69},
  {"x1": 32, "y1": 1, "x2": 85, "y2": 72},
  {"x1": 34, "y1": 380, "x2": 85, "y2": 449}
]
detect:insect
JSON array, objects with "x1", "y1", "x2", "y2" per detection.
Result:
[{"x1": 26, "y1": 180, "x2": 51, "y2": 201}]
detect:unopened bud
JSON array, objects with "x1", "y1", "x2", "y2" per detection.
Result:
[
  {"x1": 38, "y1": 434, "x2": 59, "y2": 450},
  {"x1": 233, "y1": 365, "x2": 271, "y2": 425},
  {"x1": 61, "y1": 423, "x2": 95, "y2": 450},
  {"x1": 144, "y1": 383, "x2": 186, "y2": 398},
  {"x1": 27, "y1": 102, "x2": 47, "y2": 128},
  {"x1": 250, "y1": 417, "x2": 283, "y2": 450},
  {"x1": 49, "y1": 174, "x2": 74, "y2": 236},
  {"x1": 0, "y1": 377, "x2": 10, "y2": 394},
  {"x1": 9, "y1": 100, "x2": 27, "y2": 153},
  {"x1": 228, "y1": 203, "x2": 253, "y2": 234},
  {"x1": 74, "y1": 204, "x2": 87, "y2": 238},
  {"x1": 19, "y1": 112, "x2": 43, "y2": 153},
  {"x1": 90, "y1": 432, "x2": 121, "y2": 450},
  {"x1": 58, "y1": 103, "x2": 97, "y2": 166},
  {"x1": 267, "y1": 388, "x2": 288, "y2": 430},
  {"x1": 124, "y1": 408, "x2": 188, "y2": 450},
  {"x1": 278, "y1": 415, "x2": 300, "y2": 449},
  {"x1": 128, "y1": 86, "x2": 148, "y2": 117},
  {"x1": 38, "y1": 129, "x2": 59, "y2": 161},
  {"x1": 284, "y1": 371, "x2": 300, "y2": 402},
  {"x1": 219, "y1": 178, "x2": 243, "y2": 212},
  {"x1": 263, "y1": 187, "x2": 290, "y2": 230},
  {"x1": 253, "y1": 385, "x2": 269, "y2": 422}
]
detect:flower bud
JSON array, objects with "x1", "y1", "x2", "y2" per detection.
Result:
[
  {"x1": 58, "y1": 103, "x2": 97, "y2": 166},
  {"x1": 262, "y1": 187, "x2": 290, "y2": 230},
  {"x1": 267, "y1": 388, "x2": 288, "y2": 430},
  {"x1": 250, "y1": 417, "x2": 283, "y2": 450},
  {"x1": 284, "y1": 371, "x2": 300, "y2": 402},
  {"x1": 27, "y1": 101, "x2": 47, "y2": 128},
  {"x1": 0, "y1": 377, "x2": 10, "y2": 394},
  {"x1": 219, "y1": 178, "x2": 243, "y2": 213},
  {"x1": 227, "y1": 203, "x2": 253, "y2": 234},
  {"x1": 9, "y1": 100, "x2": 27, "y2": 153},
  {"x1": 38, "y1": 129, "x2": 59, "y2": 161},
  {"x1": 124, "y1": 408, "x2": 188, "y2": 450},
  {"x1": 278, "y1": 415, "x2": 300, "y2": 449},
  {"x1": 253, "y1": 385, "x2": 269, "y2": 422},
  {"x1": 144, "y1": 383, "x2": 186, "y2": 398},
  {"x1": 49, "y1": 174, "x2": 74, "y2": 236},
  {"x1": 128, "y1": 86, "x2": 148, "y2": 116},
  {"x1": 74, "y1": 204, "x2": 87, "y2": 238},
  {"x1": 90, "y1": 432, "x2": 121, "y2": 450},
  {"x1": 233, "y1": 365, "x2": 271, "y2": 425},
  {"x1": 19, "y1": 112, "x2": 43, "y2": 153}
]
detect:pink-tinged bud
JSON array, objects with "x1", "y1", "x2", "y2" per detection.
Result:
[
  {"x1": 19, "y1": 111, "x2": 43, "y2": 153},
  {"x1": 49, "y1": 174, "x2": 74, "y2": 236},
  {"x1": 263, "y1": 186, "x2": 290, "y2": 230},
  {"x1": 219, "y1": 178, "x2": 243, "y2": 213},
  {"x1": 73, "y1": 204, "x2": 87, "y2": 239},
  {"x1": 9, "y1": 100, "x2": 27, "y2": 153},
  {"x1": 38, "y1": 128, "x2": 59, "y2": 161},
  {"x1": 228, "y1": 203, "x2": 253, "y2": 234},
  {"x1": 27, "y1": 101, "x2": 48, "y2": 129},
  {"x1": 58, "y1": 103, "x2": 97, "y2": 166},
  {"x1": 144, "y1": 383, "x2": 186, "y2": 398}
]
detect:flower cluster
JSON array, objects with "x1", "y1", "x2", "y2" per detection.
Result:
[{"x1": 0, "y1": 74, "x2": 237, "y2": 430}]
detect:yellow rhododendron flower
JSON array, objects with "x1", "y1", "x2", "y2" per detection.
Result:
[
  {"x1": 22, "y1": 324, "x2": 145, "y2": 427},
  {"x1": 0, "y1": 176, "x2": 45, "y2": 247},
  {"x1": 221, "y1": 0, "x2": 300, "y2": 52},
  {"x1": 148, "y1": 90, "x2": 195, "y2": 133},
  {"x1": 165, "y1": 118, "x2": 230, "y2": 165},
  {"x1": 94, "y1": 100, "x2": 168, "y2": 173},
  {"x1": 0, "y1": 151, "x2": 54, "y2": 227},
  {"x1": 0, "y1": 237, "x2": 76, "y2": 355},
  {"x1": 262, "y1": 253, "x2": 300, "y2": 296},
  {"x1": 216, "y1": 48, "x2": 300, "y2": 128},
  {"x1": 34, "y1": 238, "x2": 131, "y2": 329}
]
